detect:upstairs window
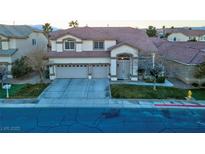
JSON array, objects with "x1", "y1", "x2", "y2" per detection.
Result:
[
  {"x1": 64, "y1": 39, "x2": 75, "y2": 50},
  {"x1": 32, "y1": 39, "x2": 37, "y2": 46},
  {"x1": 94, "y1": 41, "x2": 104, "y2": 50}
]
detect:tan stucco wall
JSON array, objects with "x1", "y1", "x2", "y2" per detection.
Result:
[
  {"x1": 168, "y1": 33, "x2": 189, "y2": 42},
  {"x1": 12, "y1": 32, "x2": 48, "y2": 62},
  {"x1": 164, "y1": 60, "x2": 205, "y2": 84},
  {"x1": 49, "y1": 57, "x2": 110, "y2": 64},
  {"x1": 52, "y1": 34, "x2": 117, "y2": 52},
  {"x1": 111, "y1": 45, "x2": 138, "y2": 57}
]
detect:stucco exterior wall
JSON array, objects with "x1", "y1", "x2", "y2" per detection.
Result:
[
  {"x1": 0, "y1": 56, "x2": 12, "y2": 63},
  {"x1": 51, "y1": 34, "x2": 117, "y2": 52},
  {"x1": 168, "y1": 33, "x2": 189, "y2": 42},
  {"x1": 199, "y1": 35, "x2": 205, "y2": 41},
  {"x1": 1, "y1": 41, "x2": 9, "y2": 50},
  {"x1": 111, "y1": 45, "x2": 138, "y2": 57},
  {"x1": 164, "y1": 60, "x2": 205, "y2": 84},
  {"x1": 110, "y1": 45, "x2": 138, "y2": 81},
  {"x1": 49, "y1": 57, "x2": 110, "y2": 64},
  {"x1": 12, "y1": 32, "x2": 48, "y2": 62},
  {"x1": 104, "y1": 40, "x2": 116, "y2": 50},
  {"x1": 9, "y1": 39, "x2": 16, "y2": 49},
  {"x1": 82, "y1": 40, "x2": 93, "y2": 51},
  {"x1": 57, "y1": 34, "x2": 82, "y2": 42},
  {"x1": 51, "y1": 40, "x2": 57, "y2": 51}
]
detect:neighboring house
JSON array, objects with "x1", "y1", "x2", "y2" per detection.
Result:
[
  {"x1": 165, "y1": 28, "x2": 205, "y2": 42},
  {"x1": 0, "y1": 24, "x2": 48, "y2": 77},
  {"x1": 152, "y1": 38, "x2": 205, "y2": 84},
  {"x1": 48, "y1": 27, "x2": 157, "y2": 81}
]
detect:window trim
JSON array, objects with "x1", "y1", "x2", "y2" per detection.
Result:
[
  {"x1": 64, "y1": 39, "x2": 76, "y2": 51},
  {"x1": 93, "y1": 41, "x2": 104, "y2": 50},
  {"x1": 32, "y1": 39, "x2": 37, "y2": 46}
]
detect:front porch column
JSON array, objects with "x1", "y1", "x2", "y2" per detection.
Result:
[
  {"x1": 131, "y1": 57, "x2": 138, "y2": 81},
  {"x1": 49, "y1": 65, "x2": 56, "y2": 80},
  {"x1": 110, "y1": 58, "x2": 117, "y2": 81}
]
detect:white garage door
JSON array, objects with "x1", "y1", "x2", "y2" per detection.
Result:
[
  {"x1": 56, "y1": 65, "x2": 88, "y2": 78},
  {"x1": 92, "y1": 64, "x2": 109, "y2": 78}
]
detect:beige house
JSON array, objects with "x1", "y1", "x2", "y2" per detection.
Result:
[
  {"x1": 48, "y1": 27, "x2": 157, "y2": 81},
  {"x1": 0, "y1": 24, "x2": 48, "y2": 77},
  {"x1": 152, "y1": 38, "x2": 205, "y2": 84},
  {"x1": 166, "y1": 28, "x2": 205, "y2": 42}
]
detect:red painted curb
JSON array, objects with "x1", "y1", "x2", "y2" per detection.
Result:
[{"x1": 154, "y1": 104, "x2": 205, "y2": 108}]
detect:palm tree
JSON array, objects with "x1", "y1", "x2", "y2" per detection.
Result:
[
  {"x1": 42, "y1": 23, "x2": 53, "y2": 51},
  {"x1": 69, "y1": 20, "x2": 79, "y2": 28},
  {"x1": 42, "y1": 23, "x2": 53, "y2": 38}
]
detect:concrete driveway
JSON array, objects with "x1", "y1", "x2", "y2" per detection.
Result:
[{"x1": 40, "y1": 79, "x2": 110, "y2": 99}]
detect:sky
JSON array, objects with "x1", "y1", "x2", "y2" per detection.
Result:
[{"x1": 0, "y1": 0, "x2": 205, "y2": 29}]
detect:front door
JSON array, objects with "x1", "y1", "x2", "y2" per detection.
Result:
[{"x1": 117, "y1": 60, "x2": 130, "y2": 80}]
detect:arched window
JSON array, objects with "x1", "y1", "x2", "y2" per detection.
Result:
[
  {"x1": 64, "y1": 38, "x2": 75, "y2": 50},
  {"x1": 173, "y1": 37, "x2": 176, "y2": 42}
]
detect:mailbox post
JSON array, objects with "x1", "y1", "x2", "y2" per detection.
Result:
[{"x1": 2, "y1": 83, "x2": 11, "y2": 98}]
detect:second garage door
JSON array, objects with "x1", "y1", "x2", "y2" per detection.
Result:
[
  {"x1": 92, "y1": 64, "x2": 109, "y2": 78},
  {"x1": 56, "y1": 65, "x2": 88, "y2": 78}
]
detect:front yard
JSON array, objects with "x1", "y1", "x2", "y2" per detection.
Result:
[
  {"x1": 111, "y1": 84, "x2": 205, "y2": 100},
  {"x1": 0, "y1": 83, "x2": 48, "y2": 99}
]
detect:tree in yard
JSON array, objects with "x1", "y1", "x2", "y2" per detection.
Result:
[
  {"x1": 27, "y1": 49, "x2": 48, "y2": 83},
  {"x1": 150, "y1": 67, "x2": 162, "y2": 91},
  {"x1": 146, "y1": 26, "x2": 157, "y2": 37},
  {"x1": 69, "y1": 20, "x2": 79, "y2": 28},
  {"x1": 11, "y1": 56, "x2": 32, "y2": 78}
]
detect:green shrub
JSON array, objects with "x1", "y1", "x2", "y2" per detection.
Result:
[
  {"x1": 156, "y1": 76, "x2": 165, "y2": 83},
  {"x1": 192, "y1": 83, "x2": 199, "y2": 87},
  {"x1": 144, "y1": 76, "x2": 165, "y2": 83},
  {"x1": 44, "y1": 69, "x2": 49, "y2": 79},
  {"x1": 11, "y1": 56, "x2": 32, "y2": 78}
]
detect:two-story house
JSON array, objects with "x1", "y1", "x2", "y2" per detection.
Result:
[
  {"x1": 48, "y1": 27, "x2": 157, "y2": 81},
  {"x1": 166, "y1": 28, "x2": 205, "y2": 42},
  {"x1": 0, "y1": 24, "x2": 48, "y2": 77}
]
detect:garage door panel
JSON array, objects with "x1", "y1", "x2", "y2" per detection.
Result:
[
  {"x1": 56, "y1": 66, "x2": 88, "y2": 78},
  {"x1": 92, "y1": 65, "x2": 109, "y2": 78}
]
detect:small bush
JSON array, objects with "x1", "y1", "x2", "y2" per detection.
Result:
[
  {"x1": 156, "y1": 76, "x2": 165, "y2": 83},
  {"x1": 144, "y1": 76, "x2": 165, "y2": 83},
  {"x1": 44, "y1": 69, "x2": 49, "y2": 79},
  {"x1": 192, "y1": 83, "x2": 199, "y2": 87},
  {"x1": 11, "y1": 56, "x2": 32, "y2": 78},
  {"x1": 201, "y1": 83, "x2": 205, "y2": 87}
]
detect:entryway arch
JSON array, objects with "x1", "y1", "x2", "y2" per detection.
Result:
[{"x1": 117, "y1": 53, "x2": 132, "y2": 80}]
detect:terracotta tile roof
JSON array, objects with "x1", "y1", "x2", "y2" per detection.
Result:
[
  {"x1": 49, "y1": 27, "x2": 157, "y2": 52},
  {"x1": 164, "y1": 28, "x2": 205, "y2": 37},
  {"x1": 48, "y1": 51, "x2": 110, "y2": 58},
  {"x1": 152, "y1": 38, "x2": 205, "y2": 64}
]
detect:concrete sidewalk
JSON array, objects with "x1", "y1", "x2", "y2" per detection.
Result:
[{"x1": 0, "y1": 98, "x2": 205, "y2": 109}]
